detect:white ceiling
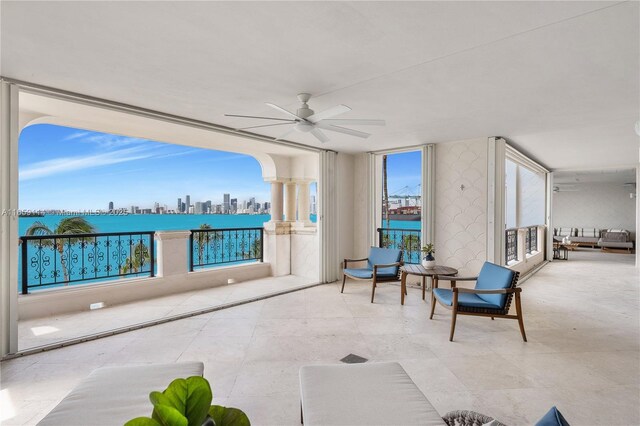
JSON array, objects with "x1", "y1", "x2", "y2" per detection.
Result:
[
  {"x1": 1, "y1": 1, "x2": 638, "y2": 170},
  {"x1": 554, "y1": 168, "x2": 636, "y2": 185}
]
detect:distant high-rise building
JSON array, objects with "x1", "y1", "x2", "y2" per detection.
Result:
[
  {"x1": 177, "y1": 198, "x2": 182, "y2": 212},
  {"x1": 194, "y1": 201, "x2": 204, "y2": 214},
  {"x1": 230, "y1": 198, "x2": 237, "y2": 213},
  {"x1": 310, "y1": 195, "x2": 317, "y2": 215},
  {"x1": 264, "y1": 201, "x2": 271, "y2": 213},
  {"x1": 223, "y1": 193, "x2": 230, "y2": 214},
  {"x1": 130, "y1": 205, "x2": 136, "y2": 214},
  {"x1": 185, "y1": 195, "x2": 191, "y2": 214},
  {"x1": 108, "y1": 201, "x2": 114, "y2": 211},
  {"x1": 205, "y1": 200, "x2": 212, "y2": 214}
]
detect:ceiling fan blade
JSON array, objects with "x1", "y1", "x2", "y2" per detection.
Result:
[
  {"x1": 240, "y1": 122, "x2": 295, "y2": 130},
  {"x1": 225, "y1": 114, "x2": 297, "y2": 122},
  {"x1": 315, "y1": 122, "x2": 370, "y2": 138},
  {"x1": 307, "y1": 104, "x2": 351, "y2": 122},
  {"x1": 275, "y1": 127, "x2": 296, "y2": 141},
  {"x1": 265, "y1": 103, "x2": 302, "y2": 120},
  {"x1": 318, "y1": 119, "x2": 385, "y2": 126},
  {"x1": 310, "y1": 128, "x2": 330, "y2": 143}
]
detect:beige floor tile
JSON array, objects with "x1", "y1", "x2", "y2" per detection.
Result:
[{"x1": 3, "y1": 251, "x2": 639, "y2": 425}]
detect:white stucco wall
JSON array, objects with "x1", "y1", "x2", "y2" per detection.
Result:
[
  {"x1": 434, "y1": 138, "x2": 488, "y2": 276},
  {"x1": 291, "y1": 230, "x2": 319, "y2": 281},
  {"x1": 553, "y1": 182, "x2": 636, "y2": 237},
  {"x1": 336, "y1": 153, "x2": 356, "y2": 268},
  {"x1": 352, "y1": 153, "x2": 371, "y2": 259}
]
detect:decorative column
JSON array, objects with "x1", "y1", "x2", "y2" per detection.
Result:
[
  {"x1": 155, "y1": 231, "x2": 190, "y2": 277},
  {"x1": 284, "y1": 181, "x2": 297, "y2": 222},
  {"x1": 295, "y1": 180, "x2": 311, "y2": 227},
  {"x1": 517, "y1": 228, "x2": 527, "y2": 264},
  {"x1": 270, "y1": 181, "x2": 283, "y2": 222},
  {"x1": 264, "y1": 179, "x2": 292, "y2": 277}
]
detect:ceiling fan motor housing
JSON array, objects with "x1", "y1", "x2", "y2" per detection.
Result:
[{"x1": 296, "y1": 93, "x2": 314, "y2": 119}]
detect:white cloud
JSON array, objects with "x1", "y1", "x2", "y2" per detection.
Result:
[
  {"x1": 19, "y1": 146, "x2": 155, "y2": 181},
  {"x1": 63, "y1": 131, "x2": 91, "y2": 141}
]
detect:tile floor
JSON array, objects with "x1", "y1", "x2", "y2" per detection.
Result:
[
  {"x1": 2, "y1": 251, "x2": 639, "y2": 425},
  {"x1": 18, "y1": 275, "x2": 317, "y2": 351}
]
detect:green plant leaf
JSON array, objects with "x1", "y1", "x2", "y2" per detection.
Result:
[
  {"x1": 150, "y1": 377, "x2": 212, "y2": 426},
  {"x1": 152, "y1": 404, "x2": 189, "y2": 426},
  {"x1": 208, "y1": 405, "x2": 251, "y2": 426},
  {"x1": 124, "y1": 417, "x2": 163, "y2": 426}
]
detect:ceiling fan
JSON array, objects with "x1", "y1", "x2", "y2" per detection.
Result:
[{"x1": 225, "y1": 93, "x2": 385, "y2": 143}]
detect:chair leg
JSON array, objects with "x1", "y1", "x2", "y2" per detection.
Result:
[
  {"x1": 371, "y1": 278, "x2": 377, "y2": 303},
  {"x1": 449, "y1": 308, "x2": 458, "y2": 341},
  {"x1": 515, "y1": 292, "x2": 527, "y2": 342},
  {"x1": 429, "y1": 293, "x2": 436, "y2": 319},
  {"x1": 341, "y1": 274, "x2": 347, "y2": 293}
]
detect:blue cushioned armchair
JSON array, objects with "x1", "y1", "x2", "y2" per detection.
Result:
[
  {"x1": 342, "y1": 247, "x2": 403, "y2": 303},
  {"x1": 430, "y1": 261, "x2": 526, "y2": 342}
]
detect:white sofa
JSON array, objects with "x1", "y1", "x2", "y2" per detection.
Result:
[
  {"x1": 38, "y1": 362, "x2": 204, "y2": 426},
  {"x1": 299, "y1": 362, "x2": 445, "y2": 425}
]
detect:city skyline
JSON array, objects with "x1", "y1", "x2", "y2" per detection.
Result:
[
  {"x1": 18, "y1": 124, "x2": 414, "y2": 212},
  {"x1": 18, "y1": 124, "x2": 273, "y2": 210}
]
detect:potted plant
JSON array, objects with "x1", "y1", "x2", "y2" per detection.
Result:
[
  {"x1": 125, "y1": 376, "x2": 250, "y2": 426},
  {"x1": 421, "y1": 243, "x2": 436, "y2": 269}
]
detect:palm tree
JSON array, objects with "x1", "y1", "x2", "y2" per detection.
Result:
[
  {"x1": 382, "y1": 154, "x2": 390, "y2": 228},
  {"x1": 120, "y1": 241, "x2": 150, "y2": 274},
  {"x1": 24, "y1": 216, "x2": 97, "y2": 284},
  {"x1": 195, "y1": 223, "x2": 212, "y2": 265}
]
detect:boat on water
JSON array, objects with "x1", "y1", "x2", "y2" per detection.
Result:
[{"x1": 388, "y1": 214, "x2": 421, "y2": 221}]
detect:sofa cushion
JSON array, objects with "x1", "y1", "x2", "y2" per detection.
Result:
[
  {"x1": 597, "y1": 240, "x2": 633, "y2": 249},
  {"x1": 556, "y1": 227, "x2": 575, "y2": 237},
  {"x1": 344, "y1": 267, "x2": 397, "y2": 279},
  {"x1": 367, "y1": 246, "x2": 402, "y2": 276},
  {"x1": 601, "y1": 231, "x2": 629, "y2": 242},
  {"x1": 475, "y1": 262, "x2": 515, "y2": 308},
  {"x1": 299, "y1": 362, "x2": 444, "y2": 426},
  {"x1": 578, "y1": 228, "x2": 599, "y2": 238},
  {"x1": 39, "y1": 362, "x2": 205, "y2": 426},
  {"x1": 433, "y1": 288, "x2": 503, "y2": 310}
]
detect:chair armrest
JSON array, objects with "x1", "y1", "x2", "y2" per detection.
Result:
[
  {"x1": 435, "y1": 275, "x2": 477, "y2": 281},
  {"x1": 372, "y1": 261, "x2": 403, "y2": 270},
  {"x1": 344, "y1": 258, "x2": 368, "y2": 268},
  {"x1": 453, "y1": 287, "x2": 522, "y2": 294}
]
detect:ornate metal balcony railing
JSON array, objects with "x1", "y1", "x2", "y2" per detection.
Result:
[
  {"x1": 189, "y1": 227, "x2": 263, "y2": 271},
  {"x1": 506, "y1": 228, "x2": 518, "y2": 263},
  {"x1": 377, "y1": 227, "x2": 421, "y2": 264},
  {"x1": 19, "y1": 231, "x2": 155, "y2": 294},
  {"x1": 526, "y1": 226, "x2": 538, "y2": 254}
]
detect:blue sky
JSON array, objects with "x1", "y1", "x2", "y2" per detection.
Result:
[
  {"x1": 19, "y1": 124, "x2": 271, "y2": 210},
  {"x1": 19, "y1": 124, "x2": 420, "y2": 211},
  {"x1": 385, "y1": 151, "x2": 422, "y2": 197}
]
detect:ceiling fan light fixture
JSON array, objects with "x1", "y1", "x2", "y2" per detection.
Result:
[{"x1": 295, "y1": 122, "x2": 314, "y2": 133}]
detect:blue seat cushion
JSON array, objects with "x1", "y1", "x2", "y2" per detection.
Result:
[
  {"x1": 433, "y1": 288, "x2": 503, "y2": 310},
  {"x1": 475, "y1": 262, "x2": 515, "y2": 308},
  {"x1": 367, "y1": 247, "x2": 402, "y2": 276},
  {"x1": 344, "y1": 267, "x2": 397, "y2": 279},
  {"x1": 535, "y1": 406, "x2": 570, "y2": 426}
]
